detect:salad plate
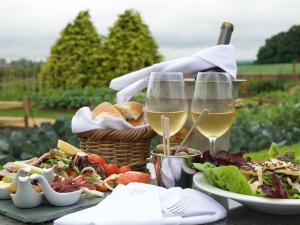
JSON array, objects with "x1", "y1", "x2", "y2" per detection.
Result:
[{"x1": 193, "y1": 172, "x2": 300, "y2": 215}]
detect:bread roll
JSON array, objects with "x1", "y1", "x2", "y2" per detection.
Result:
[
  {"x1": 92, "y1": 102, "x2": 124, "y2": 121},
  {"x1": 114, "y1": 101, "x2": 143, "y2": 120},
  {"x1": 127, "y1": 112, "x2": 144, "y2": 127}
]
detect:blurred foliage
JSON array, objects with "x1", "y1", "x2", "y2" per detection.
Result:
[
  {"x1": 238, "y1": 63, "x2": 300, "y2": 75},
  {"x1": 103, "y1": 9, "x2": 163, "y2": 80},
  {"x1": 230, "y1": 88, "x2": 300, "y2": 152},
  {"x1": 247, "y1": 77, "x2": 295, "y2": 95},
  {"x1": 36, "y1": 87, "x2": 116, "y2": 109},
  {"x1": 0, "y1": 117, "x2": 78, "y2": 163},
  {"x1": 0, "y1": 59, "x2": 42, "y2": 100},
  {"x1": 32, "y1": 87, "x2": 146, "y2": 109},
  {"x1": 39, "y1": 11, "x2": 106, "y2": 90},
  {"x1": 256, "y1": 25, "x2": 300, "y2": 64}
]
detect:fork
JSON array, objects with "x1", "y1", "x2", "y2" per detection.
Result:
[
  {"x1": 166, "y1": 196, "x2": 194, "y2": 214},
  {"x1": 164, "y1": 196, "x2": 216, "y2": 217}
]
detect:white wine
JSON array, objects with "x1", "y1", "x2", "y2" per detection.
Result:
[
  {"x1": 192, "y1": 111, "x2": 235, "y2": 138},
  {"x1": 146, "y1": 111, "x2": 188, "y2": 136}
]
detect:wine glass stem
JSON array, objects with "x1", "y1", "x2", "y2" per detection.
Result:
[{"x1": 209, "y1": 138, "x2": 217, "y2": 156}]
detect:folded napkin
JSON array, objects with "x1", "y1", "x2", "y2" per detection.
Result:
[
  {"x1": 110, "y1": 45, "x2": 237, "y2": 103},
  {"x1": 54, "y1": 183, "x2": 226, "y2": 225},
  {"x1": 71, "y1": 107, "x2": 148, "y2": 133}
]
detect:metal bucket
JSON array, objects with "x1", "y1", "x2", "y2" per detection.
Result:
[
  {"x1": 151, "y1": 151, "x2": 200, "y2": 188},
  {"x1": 170, "y1": 79, "x2": 246, "y2": 151}
]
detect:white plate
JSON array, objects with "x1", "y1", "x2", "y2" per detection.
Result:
[{"x1": 193, "y1": 172, "x2": 300, "y2": 215}]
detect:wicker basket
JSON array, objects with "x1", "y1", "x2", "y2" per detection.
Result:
[{"x1": 77, "y1": 127, "x2": 155, "y2": 171}]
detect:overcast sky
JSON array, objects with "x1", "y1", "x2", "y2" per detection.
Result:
[{"x1": 0, "y1": 0, "x2": 300, "y2": 61}]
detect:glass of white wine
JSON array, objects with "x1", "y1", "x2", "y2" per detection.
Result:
[
  {"x1": 191, "y1": 72, "x2": 235, "y2": 156},
  {"x1": 145, "y1": 72, "x2": 188, "y2": 138}
]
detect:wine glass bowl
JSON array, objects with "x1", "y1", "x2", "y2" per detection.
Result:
[
  {"x1": 145, "y1": 72, "x2": 188, "y2": 137},
  {"x1": 191, "y1": 72, "x2": 235, "y2": 155}
]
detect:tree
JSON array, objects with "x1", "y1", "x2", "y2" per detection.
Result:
[
  {"x1": 39, "y1": 11, "x2": 105, "y2": 91},
  {"x1": 256, "y1": 25, "x2": 300, "y2": 64},
  {"x1": 103, "y1": 9, "x2": 163, "y2": 79}
]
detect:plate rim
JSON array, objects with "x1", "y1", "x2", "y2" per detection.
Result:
[{"x1": 193, "y1": 172, "x2": 300, "y2": 206}]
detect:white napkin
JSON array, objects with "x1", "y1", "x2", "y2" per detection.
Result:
[
  {"x1": 54, "y1": 183, "x2": 227, "y2": 225},
  {"x1": 110, "y1": 45, "x2": 237, "y2": 103},
  {"x1": 71, "y1": 107, "x2": 148, "y2": 133}
]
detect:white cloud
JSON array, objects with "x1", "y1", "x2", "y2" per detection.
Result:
[{"x1": 0, "y1": 0, "x2": 300, "y2": 60}]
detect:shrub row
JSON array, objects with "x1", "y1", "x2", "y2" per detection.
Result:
[
  {"x1": 245, "y1": 78, "x2": 296, "y2": 95},
  {"x1": 33, "y1": 87, "x2": 146, "y2": 109}
]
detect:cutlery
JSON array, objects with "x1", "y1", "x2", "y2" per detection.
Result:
[
  {"x1": 163, "y1": 195, "x2": 215, "y2": 217},
  {"x1": 174, "y1": 210, "x2": 216, "y2": 217},
  {"x1": 162, "y1": 195, "x2": 193, "y2": 215}
]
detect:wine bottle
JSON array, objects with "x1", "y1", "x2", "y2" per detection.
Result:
[{"x1": 202, "y1": 22, "x2": 234, "y2": 72}]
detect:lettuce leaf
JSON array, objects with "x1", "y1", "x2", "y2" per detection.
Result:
[
  {"x1": 268, "y1": 142, "x2": 280, "y2": 158},
  {"x1": 194, "y1": 162, "x2": 253, "y2": 195}
]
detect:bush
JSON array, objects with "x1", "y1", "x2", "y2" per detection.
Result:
[
  {"x1": 36, "y1": 87, "x2": 116, "y2": 109},
  {"x1": 247, "y1": 77, "x2": 294, "y2": 95},
  {"x1": 230, "y1": 89, "x2": 300, "y2": 152},
  {"x1": 0, "y1": 117, "x2": 78, "y2": 163},
  {"x1": 34, "y1": 87, "x2": 146, "y2": 109}
]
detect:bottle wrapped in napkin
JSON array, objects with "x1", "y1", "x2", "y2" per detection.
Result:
[
  {"x1": 110, "y1": 45, "x2": 237, "y2": 103},
  {"x1": 72, "y1": 101, "x2": 148, "y2": 133}
]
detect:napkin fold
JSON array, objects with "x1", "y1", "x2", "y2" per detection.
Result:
[
  {"x1": 54, "y1": 183, "x2": 227, "y2": 225},
  {"x1": 71, "y1": 107, "x2": 148, "y2": 133},
  {"x1": 110, "y1": 45, "x2": 237, "y2": 103}
]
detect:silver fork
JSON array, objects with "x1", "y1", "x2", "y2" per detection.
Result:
[
  {"x1": 164, "y1": 196, "x2": 216, "y2": 217},
  {"x1": 166, "y1": 196, "x2": 193, "y2": 214}
]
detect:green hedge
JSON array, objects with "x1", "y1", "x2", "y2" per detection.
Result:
[
  {"x1": 34, "y1": 87, "x2": 146, "y2": 109},
  {"x1": 36, "y1": 87, "x2": 116, "y2": 109},
  {"x1": 246, "y1": 78, "x2": 295, "y2": 95}
]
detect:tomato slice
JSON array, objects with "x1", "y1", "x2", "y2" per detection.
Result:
[
  {"x1": 88, "y1": 154, "x2": 106, "y2": 167},
  {"x1": 117, "y1": 165, "x2": 131, "y2": 174},
  {"x1": 104, "y1": 163, "x2": 119, "y2": 177}
]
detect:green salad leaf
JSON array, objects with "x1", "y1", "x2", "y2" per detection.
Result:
[
  {"x1": 2, "y1": 173, "x2": 16, "y2": 183},
  {"x1": 268, "y1": 142, "x2": 280, "y2": 158},
  {"x1": 194, "y1": 162, "x2": 253, "y2": 195}
]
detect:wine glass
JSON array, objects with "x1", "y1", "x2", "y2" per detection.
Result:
[
  {"x1": 145, "y1": 72, "x2": 188, "y2": 138},
  {"x1": 191, "y1": 72, "x2": 235, "y2": 156}
]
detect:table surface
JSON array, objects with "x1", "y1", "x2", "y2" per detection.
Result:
[{"x1": 0, "y1": 202, "x2": 299, "y2": 225}]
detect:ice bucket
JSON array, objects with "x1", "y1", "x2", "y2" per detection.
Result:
[
  {"x1": 171, "y1": 78, "x2": 246, "y2": 151},
  {"x1": 151, "y1": 151, "x2": 200, "y2": 188}
]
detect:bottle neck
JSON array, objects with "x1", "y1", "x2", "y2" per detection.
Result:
[
  {"x1": 200, "y1": 22, "x2": 234, "y2": 73},
  {"x1": 217, "y1": 22, "x2": 234, "y2": 45}
]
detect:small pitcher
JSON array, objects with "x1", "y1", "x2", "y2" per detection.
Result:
[{"x1": 11, "y1": 176, "x2": 43, "y2": 208}]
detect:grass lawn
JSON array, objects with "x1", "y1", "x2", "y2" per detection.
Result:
[
  {"x1": 0, "y1": 106, "x2": 74, "y2": 119},
  {"x1": 245, "y1": 143, "x2": 300, "y2": 161},
  {"x1": 238, "y1": 63, "x2": 300, "y2": 75}
]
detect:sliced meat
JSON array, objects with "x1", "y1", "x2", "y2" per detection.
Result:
[
  {"x1": 23, "y1": 157, "x2": 38, "y2": 165},
  {"x1": 30, "y1": 153, "x2": 50, "y2": 166},
  {"x1": 3, "y1": 162, "x2": 19, "y2": 172}
]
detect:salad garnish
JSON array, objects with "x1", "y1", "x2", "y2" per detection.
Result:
[{"x1": 194, "y1": 143, "x2": 300, "y2": 199}]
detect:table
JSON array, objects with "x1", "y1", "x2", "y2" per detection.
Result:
[{"x1": 0, "y1": 202, "x2": 299, "y2": 225}]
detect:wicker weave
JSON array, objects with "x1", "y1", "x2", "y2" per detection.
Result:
[{"x1": 77, "y1": 127, "x2": 155, "y2": 171}]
